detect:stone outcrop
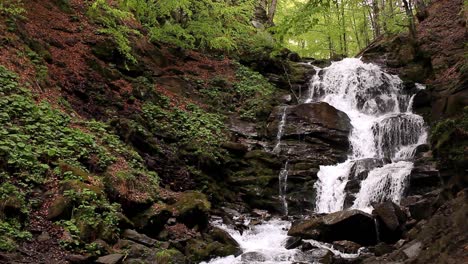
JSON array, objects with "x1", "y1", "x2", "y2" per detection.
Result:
[
  {"x1": 226, "y1": 102, "x2": 352, "y2": 214},
  {"x1": 288, "y1": 209, "x2": 377, "y2": 246}
]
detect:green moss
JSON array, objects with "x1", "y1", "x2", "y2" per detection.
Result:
[
  {"x1": 142, "y1": 100, "x2": 227, "y2": 160},
  {"x1": 431, "y1": 107, "x2": 468, "y2": 170}
]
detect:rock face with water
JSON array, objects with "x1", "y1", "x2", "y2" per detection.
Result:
[{"x1": 266, "y1": 102, "x2": 352, "y2": 214}]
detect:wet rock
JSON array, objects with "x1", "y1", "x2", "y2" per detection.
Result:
[
  {"x1": 294, "y1": 248, "x2": 333, "y2": 264},
  {"x1": 301, "y1": 242, "x2": 316, "y2": 252},
  {"x1": 372, "y1": 201, "x2": 407, "y2": 243},
  {"x1": 409, "y1": 159, "x2": 441, "y2": 195},
  {"x1": 95, "y1": 254, "x2": 124, "y2": 264},
  {"x1": 185, "y1": 239, "x2": 241, "y2": 262},
  {"x1": 268, "y1": 103, "x2": 351, "y2": 146},
  {"x1": 373, "y1": 242, "x2": 396, "y2": 256},
  {"x1": 284, "y1": 237, "x2": 303, "y2": 250},
  {"x1": 344, "y1": 158, "x2": 386, "y2": 208},
  {"x1": 288, "y1": 210, "x2": 377, "y2": 246},
  {"x1": 152, "y1": 249, "x2": 186, "y2": 264},
  {"x1": 332, "y1": 240, "x2": 361, "y2": 254},
  {"x1": 171, "y1": 191, "x2": 211, "y2": 229},
  {"x1": 209, "y1": 227, "x2": 242, "y2": 255},
  {"x1": 241, "y1": 252, "x2": 267, "y2": 262},
  {"x1": 229, "y1": 117, "x2": 258, "y2": 138},
  {"x1": 251, "y1": 209, "x2": 271, "y2": 219},
  {"x1": 401, "y1": 195, "x2": 436, "y2": 220},
  {"x1": 123, "y1": 229, "x2": 158, "y2": 247},
  {"x1": 221, "y1": 142, "x2": 249, "y2": 155}
]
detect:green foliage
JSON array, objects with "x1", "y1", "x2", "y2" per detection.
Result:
[
  {"x1": 0, "y1": 0, "x2": 25, "y2": 20},
  {"x1": 431, "y1": 107, "x2": 468, "y2": 169},
  {"x1": 59, "y1": 188, "x2": 120, "y2": 249},
  {"x1": 118, "y1": 0, "x2": 258, "y2": 52},
  {"x1": 88, "y1": 0, "x2": 140, "y2": 63},
  {"x1": 142, "y1": 100, "x2": 226, "y2": 159},
  {"x1": 197, "y1": 64, "x2": 276, "y2": 121},
  {"x1": 274, "y1": 0, "x2": 412, "y2": 58},
  {"x1": 0, "y1": 219, "x2": 32, "y2": 251},
  {"x1": 234, "y1": 64, "x2": 275, "y2": 120},
  {"x1": 0, "y1": 65, "x2": 158, "y2": 251}
]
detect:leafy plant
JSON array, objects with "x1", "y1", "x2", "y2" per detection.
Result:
[
  {"x1": 142, "y1": 99, "x2": 226, "y2": 159},
  {"x1": 88, "y1": 0, "x2": 140, "y2": 63},
  {"x1": 59, "y1": 188, "x2": 121, "y2": 250}
]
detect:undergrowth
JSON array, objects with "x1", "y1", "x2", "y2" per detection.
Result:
[{"x1": 0, "y1": 65, "x2": 158, "y2": 252}]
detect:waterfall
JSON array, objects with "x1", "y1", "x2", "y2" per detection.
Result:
[
  {"x1": 273, "y1": 106, "x2": 288, "y2": 153},
  {"x1": 278, "y1": 161, "x2": 289, "y2": 215},
  {"x1": 311, "y1": 58, "x2": 427, "y2": 213},
  {"x1": 205, "y1": 58, "x2": 427, "y2": 264},
  {"x1": 272, "y1": 106, "x2": 290, "y2": 215}
]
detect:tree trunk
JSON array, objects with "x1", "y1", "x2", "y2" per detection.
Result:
[
  {"x1": 340, "y1": 0, "x2": 348, "y2": 56},
  {"x1": 371, "y1": 0, "x2": 381, "y2": 37},
  {"x1": 402, "y1": 0, "x2": 416, "y2": 38},
  {"x1": 267, "y1": 0, "x2": 278, "y2": 24}
]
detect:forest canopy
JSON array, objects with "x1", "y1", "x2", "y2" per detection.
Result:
[{"x1": 84, "y1": 0, "x2": 423, "y2": 60}]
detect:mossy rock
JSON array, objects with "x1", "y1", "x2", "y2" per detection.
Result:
[
  {"x1": 170, "y1": 191, "x2": 211, "y2": 230},
  {"x1": 103, "y1": 170, "x2": 157, "y2": 215},
  {"x1": 153, "y1": 249, "x2": 186, "y2": 264},
  {"x1": 47, "y1": 195, "x2": 72, "y2": 220},
  {"x1": 185, "y1": 239, "x2": 239, "y2": 262},
  {"x1": 244, "y1": 150, "x2": 281, "y2": 166},
  {"x1": 209, "y1": 227, "x2": 242, "y2": 256},
  {"x1": 131, "y1": 204, "x2": 172, "y2": 237},
  {"x1": 61, "y1": 179, "x2": 104, "y2": 196},
  {"x1": 74, "y1": 212, "x2": 119, "y2": 243}
]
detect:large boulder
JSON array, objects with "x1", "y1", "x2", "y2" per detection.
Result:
[
  {"x1": 132, "y1": 191, "x2": 211, "y2": 237},
  {"x1": 372, "y1": 201, "x2": 408, "y2": 243},
  {"x1": 288, "y1": 210, "x2": 378, "y2": 246},
  {"x1": 268, "y1": 102, "x2": 352, "y2": 147}
]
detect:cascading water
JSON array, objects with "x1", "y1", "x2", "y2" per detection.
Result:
[
  {"x1": 278, "y1": 161, "x2": 289, "y2": 215},
  {"x1": 311, "y1": 58, "x2": 427, "y2": 213},
  {"x1": 273, "y1": 106, "x2": 290, "y2": 215},
  {"x1": 205, "y1": 58, "x2": 427, "y2": 263}
]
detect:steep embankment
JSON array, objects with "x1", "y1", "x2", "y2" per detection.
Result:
[{"x1": 0, "y1": 0, "x2": 301, "y2": 263}]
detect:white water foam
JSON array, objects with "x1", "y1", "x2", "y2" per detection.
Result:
[{"x1": 309, "y1": 58, "x2": 427, "y2": 213}]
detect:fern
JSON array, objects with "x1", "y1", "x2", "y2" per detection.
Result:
[{"x1": 88, "y1": 0, "x2": 140, "y2": 63}]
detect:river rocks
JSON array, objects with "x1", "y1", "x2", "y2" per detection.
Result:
[
  {"x1": 372, "y1": 201, "x2": 407, "y2": 243},
  {"x1": 95, "y1": 254, "x2": 124, "y2": 264},
  {"x1": 122, "y1": 229, "x2": 158, "y2": 247},
  {"x1": 229, "y1": 117, "x2": 259, "y2": 138},
  {"x1": 409, "y1": 159, "x2": 441, "y2": 195},
  {"x1": 209, "y1": 227, "x2": 241, "y2": 253},
  {"x1": 288, "y1": 210, "x2": 377, "y2": 246},
  {"x1": 228, "y1": 150, "x2": 283, "y2": 212},
  {"x1": 184, "y1": 238, "x2": 241, "y2": 262},
  {"x1": 284, "y1": 236, "x2": 303, "y2": 250},
  {"x1": 294, "y1": 248, "x2": 334, "y2": 264},
  {"x1": 332, "y1": 240, "x2": 361, "y2": 254}
]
